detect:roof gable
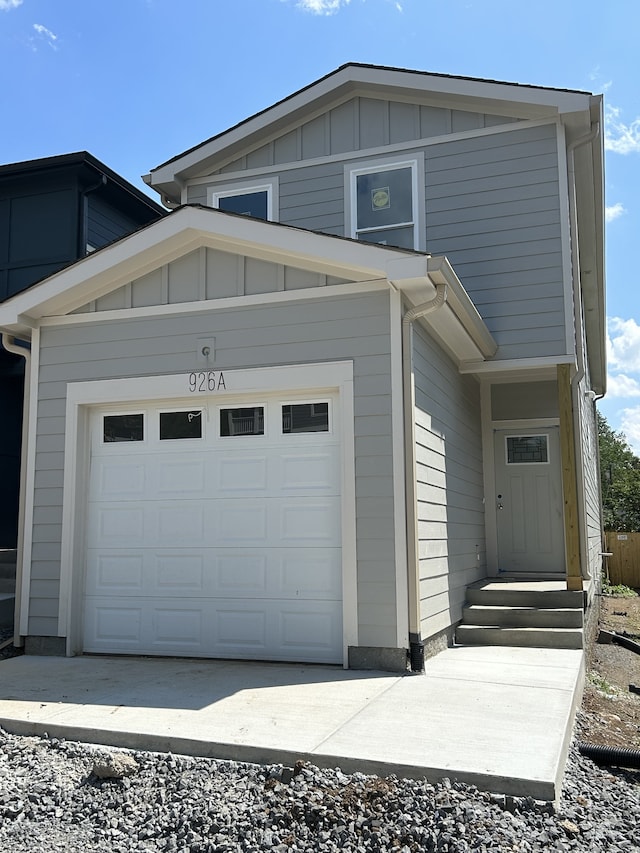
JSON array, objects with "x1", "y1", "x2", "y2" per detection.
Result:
[{"x1": 146, "y1": 63, "x2": 596, "y2": 203}]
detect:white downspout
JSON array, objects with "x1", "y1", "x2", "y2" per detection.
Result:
[
  {"x1": 1, "y1": 333, "x2": 30, "y2": 647},
  {"x1": 402, "y1": 283, "x2": 447, "y2": 670}
]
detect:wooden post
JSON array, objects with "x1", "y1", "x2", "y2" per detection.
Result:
[{"x1": 558, "y1": 364, "x2": 583, "y2": 591}]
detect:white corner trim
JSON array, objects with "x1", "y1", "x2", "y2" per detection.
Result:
[
  {"x1": 557, "y1": 123, "x2": 576, "y2": 357},
  {"x1": 58, "y1": 360, "x2": 358, "y2": 664},
  {"x1": 19, "y1": 327, "x2": 39, "y2": 636},
  {"x1": 389, "y1": 289, "x2": 409, "y2": 648}
]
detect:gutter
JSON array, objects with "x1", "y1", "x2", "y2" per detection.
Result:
[
  {"x1": 401, "y1": 282, "x2": 448, "y2": 671},
  {"x1": 1, "y1": 334, "x2": 30, "y2": 648}
]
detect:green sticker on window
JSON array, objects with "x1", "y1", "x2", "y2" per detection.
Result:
[{"x1": 371, "y1": 187, "x2": 390, "y2": 211}]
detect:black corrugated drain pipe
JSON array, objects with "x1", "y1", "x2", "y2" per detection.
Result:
[
  {"x1": 577, "y1": 741, "x2": 640, "y2": 770},
  {"x1": 409, "y1": 640, "x2": 424, "y2": 672}
]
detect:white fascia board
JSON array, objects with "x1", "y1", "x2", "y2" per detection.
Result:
[
  {"x1": 149, "y1": 65, "x2": 593, "y2": 190},
  {"x1": 0, "y1": 206, "x2": 421, "y2": 329}
]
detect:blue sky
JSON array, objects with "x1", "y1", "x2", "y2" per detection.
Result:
[{"x1": 1, "y1": 0, "x2": 639, "y2": 446}]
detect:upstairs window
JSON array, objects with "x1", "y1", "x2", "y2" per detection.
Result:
[
  {"x1": 349, "y1": 160, "x2": 420, "y2": 250},
  {"x1": 209, "y1": 180, "x2": 277, "y2": 221}
]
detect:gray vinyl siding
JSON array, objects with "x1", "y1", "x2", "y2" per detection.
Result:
[
  {"x1": 31, "y1": 290, "x2": 398, "y2": 647},
  {"x1": 188, "y1": 122, "x2": 566, "y2": 362},
  {"x1": 412, "y1": 322, "x2": 485, "y2": 640},
  {"x1": 578, "y1": 369, "x2": 603, "y2": 581},
  {"x1": 73, "y1": 249, "x2": 351, "y2": 313},
  {"x1": 424, "y1": 123, "x2": 565, "y2": 359}
]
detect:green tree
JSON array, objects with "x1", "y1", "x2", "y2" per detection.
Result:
[{"x1": 598, "y1": 412, "x2": 640, "y2": 531}]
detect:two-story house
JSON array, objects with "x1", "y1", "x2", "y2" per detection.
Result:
[{"x1": 0, "y1": 65, "x2": 604, "y2": 670}]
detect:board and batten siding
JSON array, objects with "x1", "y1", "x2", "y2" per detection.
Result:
[
  {"x1": 187, "y1": 96, "x2": 520, "y2": 180},
  {"x1": 411, "y1": 322, "x2": 485, "y2": 640},
  {"x1": 189, "y1": 121, "x2": 566, "y2": 363},
  {"x1": 29, "y1": 290, "x2": 398, "y2": 649},
  {"x1": 72, "y1": 249, "x2": 350, "y2": 314}
]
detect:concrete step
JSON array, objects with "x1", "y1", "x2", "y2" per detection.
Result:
[
  {"x1": 0, "y1": 593, "x2": 15, "y2": 630},
  {"x1": 466, "y1": 581, "x2": 584, "y2": 610},
  {"x1": 462, "y1": 604, "x2": 584, "y2": 629},
  {"x1": 455, "y1": 625, "x2": 584, "y2": 649}
]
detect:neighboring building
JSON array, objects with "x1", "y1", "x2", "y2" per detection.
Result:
[
  {"x1": 0, "y1": 153, "x2": 166, "y2": 548},
  {"x1": 0, "y1": 65, "x2": 604, "y2": 670}
]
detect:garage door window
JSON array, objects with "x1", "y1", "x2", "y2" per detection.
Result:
[
  {"x1": 160, "y1": 410, "x2": 203, "y2": 440},
  {"x1": 103, "y1": 413, "x2": 144, "y2": 443},
  {"x1": 282, "y1": 402, "x2": 329, "y2": 433},
  {"x1": 220, "y1": 406, "x2": 264, "y2": 436}
]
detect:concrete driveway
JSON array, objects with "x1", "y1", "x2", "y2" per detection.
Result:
[{"x1": 0, "y1": 644, "x2": 584, "y2": 802}]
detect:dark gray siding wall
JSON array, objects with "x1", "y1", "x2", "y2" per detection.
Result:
[
  {"x1": 31, "y1": 291, "x2": 397, "y2": 647},
  {"x1": 412, "y1": 322, "x2": 485, "y2": 639},
  {"x1": 86, "y1": 196, "x2": 146, "y2": 250},
  {"x1": 189, "y1": 122, "x2": 565, "y2": 362}
]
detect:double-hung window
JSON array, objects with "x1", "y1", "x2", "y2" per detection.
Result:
[
  {"x1": 209, "y1": 179, "x2": 278, "y2": 221},
  {"x1": 349, "y1": 160, "x2": 420, "y2": 250}
]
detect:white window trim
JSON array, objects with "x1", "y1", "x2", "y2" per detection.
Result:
[
  {"x1": 346, "y1": 156, "x2": 425, "y2": 252},
  {"x1": 58, "y1": 361, "x2": 356, "y2": 667},
  {"x1": 208, "y1": 178, "x2": 279, "y2": 222}
]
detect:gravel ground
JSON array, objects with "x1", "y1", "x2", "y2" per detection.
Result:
[{"x1": 0, "y1": 722, "x2": 638, "y2": 853}]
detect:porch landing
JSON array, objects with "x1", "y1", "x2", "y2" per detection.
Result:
[{"x1": 0, "y1": 644, "x2": 583, "y2": 803}]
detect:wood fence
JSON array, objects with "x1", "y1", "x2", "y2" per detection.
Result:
[{"x1": 604, "y1": 532, "x2": 640, "y2": 589}]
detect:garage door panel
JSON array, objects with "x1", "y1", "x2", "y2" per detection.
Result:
[
  {"x1": 85, "y1": 604, "x2": 143, "y2": 646},
  {"x1": 279, "y1": 500, "x2": 341, "y2": 545},
  {"x1": 85, "y1": 392, "x2": 343, "y2": 664},
  {"x1": 152, "y1": 607, "x2": 203, "y2": 648},
  {"x1": 277, "y1": 604, "x2": 342, "y2": 660},
  {"x1": 218, "y1": 455, "x2": 269, "y2": 493},
  {"x1": 279, "y1": 550, "x2": 342, "y2": 598},
  {"x1": 91, "y1": 460, "x2": 147, "y2": 501},
  {"x1": 91, "y1": 505, "x2": 145, "y2": 546},
  {"x1": 279, "y1": 450, "x2": 340, "y2": 494},
  {"x1": 85, "y1": 597, "x2": 342, "y2": 661},
  {"x1": 86, "y1": 553, "x2": 145, "y2": 595},
  {"x1": 156, "y1": 457, "x2": 208, "y2": 497}
]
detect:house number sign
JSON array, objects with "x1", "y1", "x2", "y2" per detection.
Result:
[{"x1": 188, "y1": 371, "x2": 227, "y2": 393}]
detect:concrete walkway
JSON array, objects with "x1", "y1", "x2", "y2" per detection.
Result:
[{"x1": 0, "y1": 645, "x2": 584, "y2": 802}]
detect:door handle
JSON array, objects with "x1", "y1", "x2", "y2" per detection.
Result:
[{"x1": 497, "y1": 494, "x2": 503, "y2": 511}]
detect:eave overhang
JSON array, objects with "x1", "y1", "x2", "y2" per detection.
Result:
[{"x1": 388, "y1": 255, "x2": 497, "y2": 366}]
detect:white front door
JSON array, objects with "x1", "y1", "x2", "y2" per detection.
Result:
[
  {"x1": 83, "y1": 394, "x2": 343, "y2": 663},
  {"x1": 494, "y1": 427, "x2": 565, "y2": 576}
]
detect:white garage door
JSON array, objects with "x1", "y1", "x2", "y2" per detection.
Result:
[{"x1": 83, "y1": 394, "x2": 342, "y2": 663}]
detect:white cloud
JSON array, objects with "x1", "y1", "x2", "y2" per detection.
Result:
[
  {"x1": 0, "y1": 0, "x2": 22, "y2": 10},
  {"x1": 607, "y1": 317, "x2": 640, "y2": 373},
  {"x1": 32, "y1": 23, "x2": 58, "y2": 49},
  {"x1": 606, "y1": 373, "x2": 640, "y2": 398},
  {"x1": 605, "y1": 104, "x2": 640, "y2": 154},
  {"x1": 295, "y1": 0, "x2": 349, "y2": 13},
  {"x1": 606, "y1": 202, "x2": 626, "y2": 222},
  {"x1": 619, "y1": 406, "x2": 640, "y2": 454}
]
